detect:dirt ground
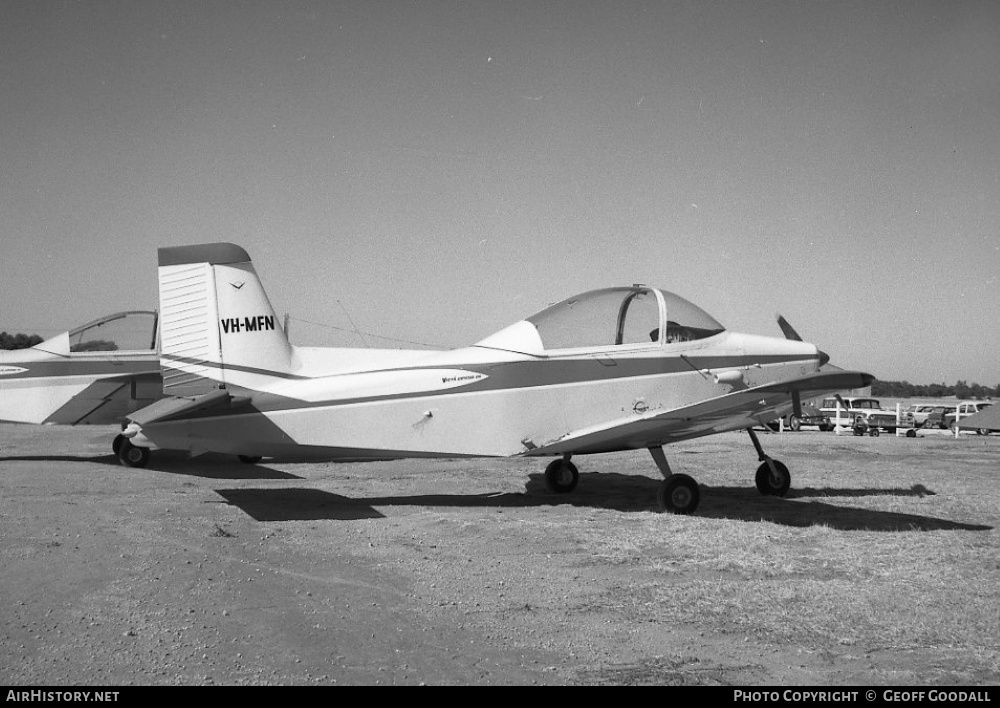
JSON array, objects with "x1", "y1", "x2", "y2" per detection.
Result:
[{"x1": 2, "y1": 422, "x2": 998, "y2": 686}]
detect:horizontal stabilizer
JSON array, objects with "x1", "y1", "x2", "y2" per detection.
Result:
[{"x1": 127, "y1": 389, "x2": 251, "y2": 426}]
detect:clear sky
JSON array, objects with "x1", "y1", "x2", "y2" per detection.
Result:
[{"x1": 2, "y1": 0, "x2": 998, "y2": 384}]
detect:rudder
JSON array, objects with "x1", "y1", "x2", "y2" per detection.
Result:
[{"x1": 157, "y1": 243, "x2": 291, "y2": 395}]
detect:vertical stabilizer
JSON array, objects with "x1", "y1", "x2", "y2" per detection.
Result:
[{"x1": 157, "y1": 243, "x2": 291, "y2": 395}]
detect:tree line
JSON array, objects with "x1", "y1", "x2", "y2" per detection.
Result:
[
  {"x1": 1, "y1": 332, "x2": 118, "y2": 352},
  {"x1": 871, "y1": 379, "x2": 999, "y2": 400},
  {"x1": 0, "y1": 332, "x2": 43, "y2": 350}
]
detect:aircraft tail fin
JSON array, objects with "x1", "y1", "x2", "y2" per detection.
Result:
[{"x1": 157, "y1": 243, "x2": 292, "y2": 395}]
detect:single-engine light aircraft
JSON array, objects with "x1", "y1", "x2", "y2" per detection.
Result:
[
  {"x1": 0, "y1": 311, "x2": 161, "y2": 426},
  {"x1": 116, "y1": 242, "x2": 872, "y2": 513}
]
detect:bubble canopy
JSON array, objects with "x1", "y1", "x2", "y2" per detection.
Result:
[{"x1": 476, "y1": 287, "x2": 725, "y2": 355}]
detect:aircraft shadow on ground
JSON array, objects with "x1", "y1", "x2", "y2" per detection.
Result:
[
  {"x1": 0, "y1": 452, "x2": 302, "y2": 481},
  {"x1": 216, "y1": 472, "x2": 992, "y2": 532},
  {"x1": 151, "y1": 456, "x2": 304, "y2": 481},
  {"x1": 0, "y1": 454, "x2": 121, "y2": 465}
]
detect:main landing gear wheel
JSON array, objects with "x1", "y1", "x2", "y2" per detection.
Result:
[
  {"x1": 657, "y1": 473, "x2": 700, "y2": 514},
  {"x1": 112, "y1": 434, "x2": 125, "y2": 456},
  {"x1": 118, "y1": 440, "x2": 150, "y2": 468},
  {"x1": 544, "y1": 458, "x2": 579, "y2": 493},
  {"x1": 755, "y1": 459, "x2": 790, "y2": 497}
]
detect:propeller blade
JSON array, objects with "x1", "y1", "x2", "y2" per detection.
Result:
[
  {"x1": 778, "y1": 314, "x2": 831, "y2": 367},
  {"x1": 776, "y1": 314, "x2": 802, "y2": 341}
]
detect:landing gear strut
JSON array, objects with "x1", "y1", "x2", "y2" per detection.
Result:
[
  {"x1": 538, "y1": 428, "x2": 791, "y2": 515},
  {"x1": 747, "y1": 427, "x2": 790, "y2": 496}
]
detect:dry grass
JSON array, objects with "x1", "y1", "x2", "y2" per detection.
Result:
[
  {"x1": 563, "y1": 431, "x2": 1000, "y2": 680},
  {"x1": 2, "y1": 423, "x2": 998, "y2": 684}
]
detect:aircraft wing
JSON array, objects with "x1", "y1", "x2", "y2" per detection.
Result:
[
  {"x1": 42, "y1": 373, "x2": 162, "y2": 425},
  {"x1": 527, "y1": 369, "x2": 874, "y2": 455},
  {"x1": 0, "y1": 371, "x2": 162, "y2": 425}
]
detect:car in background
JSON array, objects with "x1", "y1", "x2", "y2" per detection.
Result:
[
  {"x1": 768, "y1": 403, "x2": 831, "y2": 432},
  {"x1": 946, "y1": 401, "x2": 994, "y2": 433},
  {"x1": 923, "y1": 406, "x2": 957, "y2": 430},
  {"x1": 907, "y1": 404, "x2": 941, "y2": 428},
  {"x1": 818, "y1": 397, "x2": 905, "y2": 434}
]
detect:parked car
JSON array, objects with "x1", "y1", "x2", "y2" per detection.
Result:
[
  {"x1": 946, "y1": 401, "x2": 994, "y2": 432},
  {"x1": 923, "y1": 406, "x2": 957, "y2": 430},
  {"x1": 907, "y1": 404, "x2": 941, "y2": 428},
  {"x1": 819, "y1": 397, "x2": 903, "y2": 433},
  {"x1": 768, "y1": 403, "x2": 831, "y2": 431}
]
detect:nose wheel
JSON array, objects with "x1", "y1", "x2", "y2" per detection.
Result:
[
  {"x1": 754, "y1": 459, "x2": 791, "y2": 496},
  {"x1": 748, "y1": 427, "x2": 791, "y2": 497}
]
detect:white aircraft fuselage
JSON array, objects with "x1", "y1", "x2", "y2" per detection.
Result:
[
  {"x1": 126, "y1": 244, "x2": 847, "y2": 464},
  {"x1": 132, "y1": 332, "x2": 823, "y2": 460}
]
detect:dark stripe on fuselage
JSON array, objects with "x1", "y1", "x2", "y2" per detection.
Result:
[
  {"x1": 447, "y1": 354, "x2": 808, "y2": 393},
  {"x1": 167, "y1": 352, "x2": 819, "y2": 419},
  {"x1": 160, "y1": 353, "x2": 311, "y2": 380}
]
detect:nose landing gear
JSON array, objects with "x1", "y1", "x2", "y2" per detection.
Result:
[{"x1": 748, "y1": 427, "x2": 791, "y2": 497}]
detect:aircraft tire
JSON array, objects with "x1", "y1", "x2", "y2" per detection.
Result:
[
  {"x1": 112, "y1": 434, "x2": 125, "y2": 456},
  {"x1": 118, "y1": 440, "x2": 150, "y2": 468},
  {"x1": 658, "y1": 474, "x2": 700, "y2": 514},
  {"x1": 754, "y1": 460, "x2": 790, "y2": 497},
  {"x1": 544, "y1": 459, "x2": 579, "y2": 493},
  {"x1": 787, "y1": 415, "x2": 801, "y2": 432}
]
